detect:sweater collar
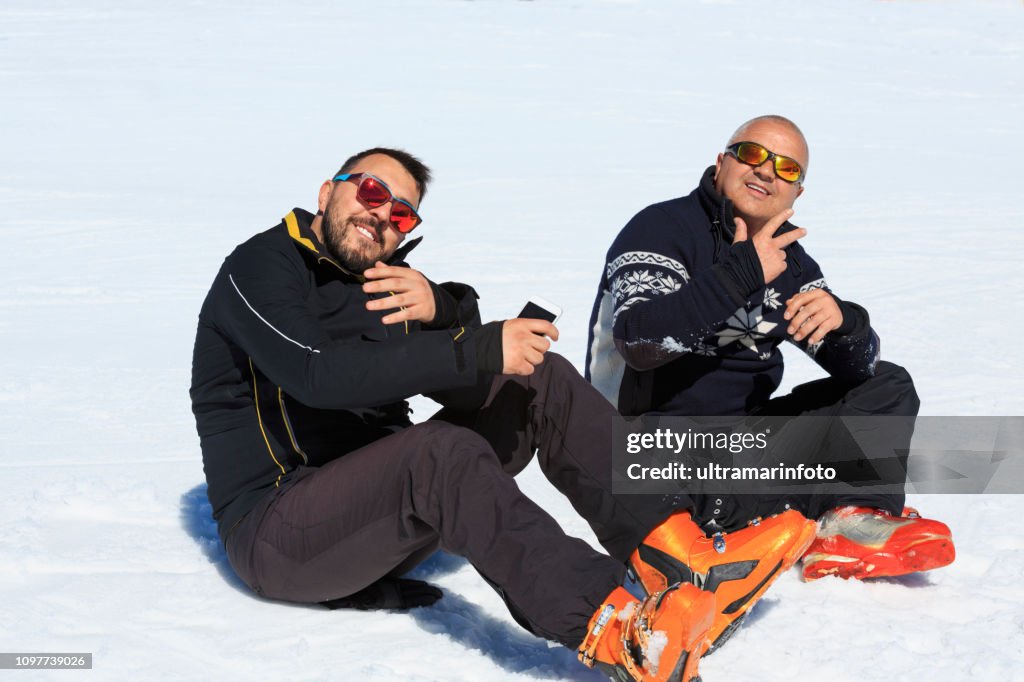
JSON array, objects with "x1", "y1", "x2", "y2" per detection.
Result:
[
  {"x1": 696, "y1": 165, "x2": 737, "y2": 242},
  {"x1": 283, "y1": 208, "x2": 423, "y2": 278}
]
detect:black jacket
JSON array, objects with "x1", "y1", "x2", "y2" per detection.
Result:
[{"x1": 190, "y1": 209, "x2": 483, "y2": 542}]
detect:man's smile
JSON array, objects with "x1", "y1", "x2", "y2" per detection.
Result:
[
  {"x1": 351, "y1": 220, "x2": 382, "y2": 244},
  {"x1": 745, "y1": 182, "x2": 770, "y2": 197}
]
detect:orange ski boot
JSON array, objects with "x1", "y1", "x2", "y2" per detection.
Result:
[
  {"x1": 630, "y1": 509, "x2": 816, "y2": 654},
  {"x1": 578, "y1": 583, "x2": 715, "y2": 682}
]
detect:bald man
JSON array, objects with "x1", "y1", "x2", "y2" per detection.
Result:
[{"x1": 586, "y1": 115, "x2": 954, "y2": 585}]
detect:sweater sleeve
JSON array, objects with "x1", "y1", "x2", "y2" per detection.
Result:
[
  {"x1": 207, "y1": 241, "x2": 479, "y2": 409},
  {"x1": 609, "y1": 205, "x2": 764, "y2": 370},
  {"x1": 786, "y1": 260, "x2": 880, "y2": 382}
]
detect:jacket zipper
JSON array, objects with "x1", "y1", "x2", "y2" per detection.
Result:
[{"x1": 278, "y1": 388, "x2": 310, "y2": 465}]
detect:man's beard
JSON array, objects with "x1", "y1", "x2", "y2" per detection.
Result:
[{"x1": 322, "y1": 210, "x2": 387, "y2": 273}]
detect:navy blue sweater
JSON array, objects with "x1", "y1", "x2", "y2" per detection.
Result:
[{"x1": 585, "y1": 167, "x2": 880, "y2": 416}]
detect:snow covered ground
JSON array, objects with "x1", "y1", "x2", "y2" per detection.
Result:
[{"x1": 2, "y1": 0, "x2": 1023, "y2": 679}]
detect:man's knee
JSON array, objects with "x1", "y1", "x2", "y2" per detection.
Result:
[
  {"x1": 539, "y1": 352, "x2": 576, "y2": 376},
  {"x1": 535, "y1": 352, "x2": 589, "y2": 390},
  {"x1": 873, "y1": 361, "x2": 920, "y2": 415},
  {"x1": 402, "y1": 422, "x2": 499, "y2": 472},
  {"x1": 875, "y1": 361, "x2": 913, "y2": 383},
  {"x1": 405, "y1": 420, "x2": 485, "y2": 447}
]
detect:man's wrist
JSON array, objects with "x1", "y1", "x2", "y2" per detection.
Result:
[
  {"x1": 713, "y1": 241, "x2": 763, "y2": 306},
  {"x1": 826, "y1": 295, "x2": 871, "y2": 338},
  {"x1": 426, "y1": 280, "x2": 459, "y2": 329}
]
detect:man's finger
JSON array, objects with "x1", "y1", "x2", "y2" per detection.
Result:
[
  {"x1": 797, "y1": 318, "x2": 836, "y2": 343},
  {"x1": 792, "y1": 309, "x2": 840, "y2": 341},
  {"x1": 363, "y1": 278, "x2": 410, "y2": 293},
  {"x1": 762, "y1": 208, "x2": 795, "y2": 237},
  {"x1": 793, "y1": 320, "x2": 823, "y2": 342},
  {"x1": 364, "y1": 262, "x2": 422, "y2": 281},
  {"x1": 784, "y1": 297, "x2": 806, "y2": 319},
  {"x1": 381, "y1": 308, "x2": 415, "y2": 326},
  {"x1": 362, "y1": 262, "x2": 404, "y2": 279},
  {"x1": 786, "y1": 303, "x2": 815, "y2": 331},
  {"x1": 526, "y1": 334, "x2": 551, "y2": 354},
  {"x1": 784, "y1": 288, "x2": 826, "y2": 319},
  {"x1": 522, "y1": 319, "x2": 559, "y2": 340},
  {"x1": 732, "y1": 217, "x2": 748, "y2": 244},
  {"x1": 809, "y1": 321, "x2": 840, "y2": 345},
  {"x1": 787, "y1": 303, "x2": 821, "y2": 334},
  {"x1": 524, "y1": 348, "x2": 545, "y2": 366},
  {"x1": 787, "y1": 313, "x2": 807, "y2": 336},
  {"x1": 772, "y1": 227, "x2": 806, "y2": 249},
  {"x1": 783, "y1": 297, "x2": 804, "y2": 320},
  {"x1": 789, "y1": 310, "x2": 823, "y2": 338},
  {"x1": 367, "y1": 294, "x2": 407, "y2": 311},
  {"x1": 790, "y1": 313, "x2": 817, "y2": 338}
]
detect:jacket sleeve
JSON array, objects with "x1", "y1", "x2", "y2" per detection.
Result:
[
  {"x1": 424, "y1": 281, "x2": 484, "y2": 331},
  {"x1": 206, "y1": 241, "x2": 479, "y2": 409},
  {"x1": 786, "y1": 261, "x2": 880, "y2": 382},
  {"x1": 609, "y1": 206, "x2": 764, "y2": 370},
  {"x1": 420, "y1": 282, "x2": 497, "y2": 410}
]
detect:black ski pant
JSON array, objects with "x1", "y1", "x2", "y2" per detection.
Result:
[
  {"x1": 224, "y1": 353, "x2": 677, "y2": 648},
  {"x1": 763, "y1": 359, "x2": 919, "y2": 516},
  {"x1": 690, "y1": 360, "x2": 920, "y2": 532}
]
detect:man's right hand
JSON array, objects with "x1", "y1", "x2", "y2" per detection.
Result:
[
  {"x1": 502, "y1": 318, "x2": 558, "y2": 375},
  {"x1": 732, "y1": 209, "x2": 806, "y2": 284}
]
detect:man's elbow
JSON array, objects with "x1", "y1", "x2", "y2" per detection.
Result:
[{"x1": 615, "y1": 338, "x2": 673, "y2": 371}]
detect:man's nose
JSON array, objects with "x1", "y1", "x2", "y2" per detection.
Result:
[
  {"x1": 753, "y1": 157, "x2": 775, "y2": 181},
  {"x1": 367, "y1": 201, "x2": 392, "y2": 225}
]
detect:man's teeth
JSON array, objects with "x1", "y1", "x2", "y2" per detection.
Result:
[
  {"x1": 356, "y1": 226, "x2": 375, "y2": 241},
  {"x1": 746, "y1": 183, "x2": 768, "y2": 195}
]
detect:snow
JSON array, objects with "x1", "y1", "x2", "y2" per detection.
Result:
[
  {"x1": 643, "y1": 630, "x2": 669, "y2": 674},
  {"x1": 2, "y1": 0, "x2": 1023, "y2": 680}
]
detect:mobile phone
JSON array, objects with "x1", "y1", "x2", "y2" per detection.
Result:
[{"x1": 518, "y1": 297, "x2": 562, "y2": 324}]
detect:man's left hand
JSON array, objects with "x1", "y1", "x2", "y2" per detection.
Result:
[
  {"x1": 784, "y1": 288, "x2": 843, "y2": 344},
  {"x1": 363, "y1": 261, "x2": 437, "y2": 325}
]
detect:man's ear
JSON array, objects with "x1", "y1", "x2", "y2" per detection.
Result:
[
  {"x1": 318, "y1": 180, "x2": 334, "y2": 214},
  {"x1": 796, "y1": 184, "x2": 804, "y2": 199},
  {"x1": 714, "y1": 152, "x2": 724, "y2": 184}
]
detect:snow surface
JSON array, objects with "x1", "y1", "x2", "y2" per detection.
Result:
[{"x1": 2, "y1": 1, "x2": 1023, "y2": 680}]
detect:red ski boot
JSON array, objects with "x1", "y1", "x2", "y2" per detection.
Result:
[{"x1": 802, "y1": 506, "x2": 955, "y2": 580}]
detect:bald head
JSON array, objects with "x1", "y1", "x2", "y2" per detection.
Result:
[{"x1": 727, "y1": 115, "x2": 809, "y2": 172}]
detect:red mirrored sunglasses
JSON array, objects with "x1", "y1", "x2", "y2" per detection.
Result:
[{"x1": 333, "y1": 173, "x2": 423, "y2": 233}]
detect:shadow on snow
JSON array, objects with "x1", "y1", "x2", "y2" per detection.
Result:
[
  {"x1": 179, "y1": 482, "x2": 596, "y2": 678},
  {"x1": 408, "y1": 590, "x2": 603, "y2": 680},
  {"x1": 179, "y1": 482, "x2": 249, "y2": 594}
]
